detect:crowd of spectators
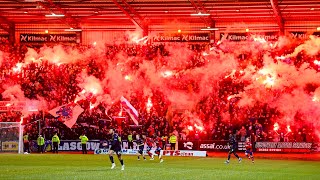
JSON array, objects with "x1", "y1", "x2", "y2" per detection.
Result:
[{"x1": 0, "y1": 38, "x2": 319, "y2": 144}]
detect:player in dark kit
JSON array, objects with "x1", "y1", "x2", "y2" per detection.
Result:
[
  {"x1": 108, "y1": 129, "x2": 124, "y2": 170},
  {"x1": 245, "y1": 137, "x2": 254, "y2": 163},
  {"x1": 136, "y1": 135, "x2": 146, "y2": 161},
  {"x1": 225, "y1": 134, "x2": 242, "y2": 164},
  {"x1": 154, "y1": 136, "x2": 164, "y2": 163}
]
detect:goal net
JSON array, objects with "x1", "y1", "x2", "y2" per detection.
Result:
[{"x1": 0, "y1": 122, "x2": 23, "y2": 153}]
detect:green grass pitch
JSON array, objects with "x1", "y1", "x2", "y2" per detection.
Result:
[{"x1": 0, "y1": 154, "x2": 319, "y2": 180}]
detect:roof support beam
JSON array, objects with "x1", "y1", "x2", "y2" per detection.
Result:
[
  {"x1": 270, "y1": 0, "x2": 284, "y2": 34},
  {"x1": 121, "y1": 0, "x2": 144, "y2": 22},
  {"x1": 197, "y1": 0, "x2": 215, "y2": 27},
  {"x1": 189, "y1": 0, "x2": 215, "y2": 28},
  {"x1": 38, "y1": 0, "x2": 80, "y2": 28},
  {"x1": 112, "y1": 0, "x2": 148, "y2": 36}
]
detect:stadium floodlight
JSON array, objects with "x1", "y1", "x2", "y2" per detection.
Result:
[
  {"x1": 201, "y1": 26, "x2": 219, "y2": 30},
  {"x1": 190, "y1": 12, "x2": 210, "y2": 16},
  {"x1": 64, "y1": 28, "x2": 82, "y2": 32},
  {"x1": 45, "y1": 13, "x2": 65, "y2": 17}
]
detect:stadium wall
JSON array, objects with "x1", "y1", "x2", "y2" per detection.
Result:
[{"x1": 82, "y1": 31, "x2": 128, "y2": 45}]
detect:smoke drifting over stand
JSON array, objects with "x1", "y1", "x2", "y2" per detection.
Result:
[{"x1": 1, "y1": 31, "x2": 320, "y2": 138}]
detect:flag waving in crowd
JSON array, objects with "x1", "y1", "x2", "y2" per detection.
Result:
[
  {"x1": 120, "y1": 96, "x2": 139, "y2": 125},
  {"x1": 49, "y1": 103, "x2": 84, "y2": 128}
]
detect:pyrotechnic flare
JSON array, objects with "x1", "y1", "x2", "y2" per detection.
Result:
[
  {"x1": 124, "y1": 75, "x2": 131, "y2": 81},
  {"x1": 146, "y1": 97, "x2": 153, "y2": 113},
  {"x1": 194, "y1": 124, "x2": 204, "y2": 131},
  {"x1": 276, "y1": 56, "x2": 286, "y2": 60},
  {"x1": 287, "y1": 125, "x2": 292, "y2": 133},
  {"x1": 273, "y1": 122, "x2": 279, "y2": 131},
  {"x1": 12, "y1": 63, "x2": 24, "y2": 73},
  {"x1": 263, "y1": 76, "x2": 275, "y2": 87},
  {"x1": 89, "y1": 102, "x2": 94, "y2": 110},
  {"x1": 161, "y1": 71, "x2": 173, "y2": 78},
  {"x1": 202, "y1": 52, "x2": 209, "y2": 56}
]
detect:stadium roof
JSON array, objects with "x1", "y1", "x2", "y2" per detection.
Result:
[{"x1": 0, "y1": 0, "x2": 319, "y2": 31}]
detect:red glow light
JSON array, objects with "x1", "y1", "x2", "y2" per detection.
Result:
[
  {"x1": 89, "y1": 102, "x2": 94, "y2": 110},
  {"x1": 287, "y1": 125, "x2": 292, "y2": 132},
  {"x1": 273, "y1": 122, "x2": 279, "y2": 131},
  {"x1": 194, "y1": 124, "x2": 204, "y2": 131},
  {"x1": 146, "y1": 97, "x2": 153, "y2": 113}
]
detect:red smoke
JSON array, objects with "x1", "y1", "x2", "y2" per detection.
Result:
[{"x1": 1, "y1": 31, "x2": 320, "y2": 140}]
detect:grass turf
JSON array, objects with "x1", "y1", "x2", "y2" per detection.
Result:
[{"x1": 0, "y1": 154, "x2": 319, "y2": 180}]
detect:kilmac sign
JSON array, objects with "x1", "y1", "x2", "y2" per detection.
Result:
[
  {"x1": 153, "y1": 33, "x2": 210, "y2": 42},
  {"x1": 220, "y1": 32, "x2": 279, "y2": 42},
  {"x1": 289, "y1": 32, "x2": 320, "y2": 40},
  {"x1": 20, "y1": 34, "x2": 78, "y2": 43}
]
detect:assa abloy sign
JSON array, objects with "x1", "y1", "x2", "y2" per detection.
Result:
[
  {"x1": 20, "y1": 34, "x2": 78, "y2": 43},
  {"x1": 153, "y1": 33, "x2": 210, "y2": 42}
]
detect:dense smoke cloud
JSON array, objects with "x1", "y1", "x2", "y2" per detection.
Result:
[
  {"x1": 24, "y1": 44, "x2": 106, "y2": 64},
  {"x1": 1, "y1": 31, "x2": 320, "y2": 137}
]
